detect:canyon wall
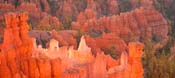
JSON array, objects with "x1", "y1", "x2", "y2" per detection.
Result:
[
  {"x1": 72, "y1": 7, "x2": 168, "y2": 52},
  {"x1": 0, "y1": 13, "x2": 144, "y2": 78}
]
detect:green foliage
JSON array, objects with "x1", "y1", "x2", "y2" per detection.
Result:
[
  {"x1": 24, "y1": 0, "x2": 30, "y2": 2},
  {"x1": 153, "y1": 0, "x2": 175, "y2": 43},
  {"x1": 76, "y1": 29, "x2": 84, "y2": 47},
  {"x1": 63, "y1": 18, "x2": 72, "y2": 29},
  {"x1": 0, "y1": 35, "x2": 3, "y2": 44},
  {"x1": 47, "y1": 0, "x2": 60, "y2": 15},
  {"x1": 87, "y1": 30, "x2": 102, "y2": 38},
  {"x1": 143, "y1": 41, "x2": 175, "y2": 78},
  {"x1": 27, "y1": 20, "x2": 33, "y2": 31},
  {"x1": 36, "y1": 25, "x2": 63, "y2": 31},
  {"x1": 14, "y1": 0, "x2": 20, "y2": 7},
  {"x1": 118, "y1": 0, "x2": 132, "y2": 13},
  {"x1": 40, "y1": 0, "x2": 45, "y2": 12},
  {"x1": 36, "y1": 25, "x2": 52, "y2": 31},
  {"x1": 142, "y1": 1, "x2": 175, "y2": 77},
  {"x1": 103, "y1": 45, "x2": 120, "y2": 59},
  {"x1": 73, "y1": 0, "x2": 87, "y2": 12}
]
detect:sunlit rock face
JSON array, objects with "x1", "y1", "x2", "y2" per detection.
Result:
[
  {"x1": 32, "y1": 36, "x2": 94, "y2": 64},
  {"x1": 0, "y1": 1, "x2": 62, "y2": 30},
  {"x1": 72, "y1": 7, "x2": 168, "y2": 51},
  {"x1": 83, "y1": 33, "x2": 128, "y2": 58},
  {"x1": 50, "y1": 30, "x2": 77, "y2": 48},
  {"x1": 0, "y1": 13, "x2": 33, "y2": 78},
  {"x1": 0, "y1": 3, "x2": 15, "y2": 11},
  {"x1": 107, "y1": 42, "x2": 144, "y2": 78},
  {"x1": 0, "y1": 13, "x2": 145, "y2": 78},
  {"x1": 28, "y1": 29, "x2": 78, "y2": 49}
]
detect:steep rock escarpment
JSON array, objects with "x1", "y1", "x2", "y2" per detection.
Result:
[
  {"x1": 0, "y1": 13, "x2": 144, "y2": 78},
  {"x1": 0, "y1": 0, "x2": 119, "y2": 30},
  {"x1": 72, "y1": 7, "x2": 168, "y2": 51}
]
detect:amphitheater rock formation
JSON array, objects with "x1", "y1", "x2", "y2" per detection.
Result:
[
  {"x1": 0, "y1": 13, "x2": 144, "y2": 78},
  {"x1": 72, "y1": 7, "x2": 168, "y2": 51}
]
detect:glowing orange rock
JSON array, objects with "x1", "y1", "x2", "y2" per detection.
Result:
[
  {"x1": 78, "y1": 36, "x2": 91, "y2": 52},
  {"x1": 84, "y1": 33, "x2": 128, "y2": 56},
  {"x1": 84, "y1": 35, "x2": 101, "y2": 55},
  {"x1": 28, "y1": 58, "x2": 40, "y2": 78},
  {"x1": 0, "y1": 13, "x2": 34, "y2": 78},
  {"x1": 6, "y1": 49, "x2": 20, "y2": 78},
  {"x1": 37, "y1": 14, "x2": 62, "y2": 29},
  {"x1": 0, "y1": 3, "x2": 15, "y2": 11},
  {"x1": 37, "y1": 59, "x2": 52, "y2": 78},
  {"x1": 107, "y1": 51, "x2": 128, "y2": 78},
  {"x1": 68, "y1": 36, "x2": 94, "y2": 64},
  {"x1": 128, "y1": 42, "x2": 144, "y2": 78},
  {"x1": 50, "y1": 58, "x2": 63, "y2": 78},
  {"x1": 72, "y1": 7, "x2": 168, "y2": 51},
  {"x1": 50, "y1": 30, "x2": 77, "y2": 48},
  {"x1": 18, "y1": 13, "x2": 33, "y2": 59},
  {"x1": 0, "y1": 12, "x2": 146, "y2": 78},
  {"x1": 11, "y1": 14, "x2": 22, "y2": 46},
  {"x1": 17, "y1": 3, "x2": 42, "y2": 27},
  {"x1": 106, "y1": 42, "x2": 144, "y2": 78},
  {"x1": 0, "y1": 64, "x2": 12, "y2": 78},
  {"x1": 20, "y1": 60, "x2": 29, "y2": 77},
  {"x1": 91, "y1": 52, "x2": 107, "y2": 78},
  {"x1": 0, "y1": 52, "x2": 12, "y2": 78},
  {"x1": 2, "y1": 14, "x2": 14, "y2": 49},
  {"x1": 71, "y1": 9, "x2": 97, "y2": 32}
]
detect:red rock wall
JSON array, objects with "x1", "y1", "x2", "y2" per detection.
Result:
[
  {"x1": 0, "y1": 13, "x2": 144, "y2": 78},
  {"x1": 72, "y1": 7, "x2": 168, "y2": 51},
  {"x1": 0, "y1": 0, "x2": 119, "y2": 30}
]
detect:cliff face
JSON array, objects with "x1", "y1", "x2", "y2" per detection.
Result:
[
  {"x1": 0, "y1": 13, "x2": 33, "y2": 78},
  {"x1": 0, "y1": 0, "x2": 119, "y2": 30},
  {"x1": 0, "y1": 13, "x2": 144, "y2": 78},
  {"x1": 0, "y1": 0, "x2": 173, "y2": 77},
  {"x1": 84, "y1": 33, "x2": 128, "y2": 58},
  {"x1": 72, "y1": 7, "x2": 168, "y2": 51}
]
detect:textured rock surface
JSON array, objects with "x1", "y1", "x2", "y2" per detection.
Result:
[
  {"x1": 0, "y1": 13, "x2": 144, "y2": 78},
  {"x1": 0, "y1": 0, "x2": 173, "y2": 78},
  {"x1": 72, "y1": 7, "x2": 168, "y2": 51},
  {"x1": 84, "y1": 33, "x2": 128, "y2": 57},
  {"x1": 0, "y1": 0, "x2": 119, "y2": 30}
]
